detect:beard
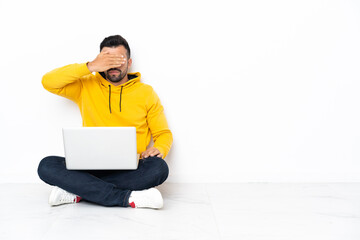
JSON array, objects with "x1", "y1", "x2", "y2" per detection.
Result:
[{"x1": 105, "y1": 66, "x2": 128, "y2": 83}]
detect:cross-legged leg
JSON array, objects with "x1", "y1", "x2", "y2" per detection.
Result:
[
  {"x1": 93, "y1": 156, "x2": 169, "y2": 190},
  {"x1": 37, "y1": 156, "x2": 131, "y2": 207},
  {"x1": 37, "y1": 156, "x2": 169, "y2": 207}
]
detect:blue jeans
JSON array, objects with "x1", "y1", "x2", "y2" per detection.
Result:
[{"x1": 37, "y1": 156, "x2": 169, "y2": 207}]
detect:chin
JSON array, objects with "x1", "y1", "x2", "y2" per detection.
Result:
[
  {"x1": 109, "y1": 78, "x2": 121, "y2": 83},
  {"x1": 106, "y1": 75, "x2": 120, "y2": 82}
]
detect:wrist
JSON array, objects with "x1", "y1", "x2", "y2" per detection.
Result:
[{"x1": 86, "y1": 61, "x2": 95, "y2": 72}]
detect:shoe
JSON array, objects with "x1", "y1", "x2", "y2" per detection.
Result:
[
  {"x1": 128, "y1": 188, "x2": 163, "y2": 209},
  {"x1": 49, "y1": 186, "x2": 81, "y2": 206}
]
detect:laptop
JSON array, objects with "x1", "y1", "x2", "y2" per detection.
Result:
[{"x1": 63, "y1": 127, "x2": 140, "y2": 170}]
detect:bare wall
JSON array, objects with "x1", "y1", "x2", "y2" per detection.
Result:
[{"x1": 1, "y1": 0, "x2": 360, "y2": 183}]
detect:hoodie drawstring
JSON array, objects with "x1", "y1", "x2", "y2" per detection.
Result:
[
  {"x1": 119, "y1": 86, "x2": 123, "y2": 112},
  {"x1": 108, "y1": 85, "x2": 112, "y2": 113},
  {"x1": 108, "y1": 85, "x2": 123, "y2": 113}
]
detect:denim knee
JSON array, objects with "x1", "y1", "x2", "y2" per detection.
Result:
[
  {"x1": 37, "y1": 156, "x2": 63, "y2": 183},
  {"x1": 145, "y1": 156, "x2": 169, "y2": 185},
  {"x1": 158, "y1": 158, "x2": 169, "y2": 184}
]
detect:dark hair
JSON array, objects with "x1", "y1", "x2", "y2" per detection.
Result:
[{"x1": 100, "y1": 35, "x2": 131, "y2": 59}]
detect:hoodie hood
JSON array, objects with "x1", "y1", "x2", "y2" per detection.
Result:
[
  {"x1": 95, "y1": 72, "x2": 141, "y2": 113},
  {"x1": 96, "y1": 72, "x2": 141, "y2": 90}
]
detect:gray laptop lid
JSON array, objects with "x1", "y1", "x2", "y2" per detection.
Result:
[{"x1": 63, "y1": 127, "x2": 139, "y2": 170}]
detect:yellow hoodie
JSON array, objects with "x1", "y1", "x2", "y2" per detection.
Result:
[{"x1": 42, "y1": 63, "x2": 173, "y2": 158}]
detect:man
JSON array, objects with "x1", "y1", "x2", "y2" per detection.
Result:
[{"x1": 38, "y1": 35, "x2": 172, "y2": 209}]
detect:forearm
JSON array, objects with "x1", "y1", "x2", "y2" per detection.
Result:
[
  {"x1": 42, "y1": 63, "x2": 91, "y2": 91},
  {"x1": 153, "y1": 130, "x2": 173, "y2": 159}
]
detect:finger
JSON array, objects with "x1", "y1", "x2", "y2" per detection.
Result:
[
  {"x1": 108, "y1": 55, "x2": 125, "y2": 60},
  {"x1": 108, "y1": 60, "x2": 124, "y2": 65},
  {"x1": 108, "y1": 58, "x2": 126, "y2": 64},
  {"x1": 150, "y1": 148, "x2": 159, "y2": 155},
  {"x1": 107, "y1": 54, "x2": 126, "y2": 59},
  {"x1": 108, "y1": 54, "x2": 125, "y2": 59},
  {"x1": 107, "y1": 54, "x2": 123, "y2": 58},
  {"x1": 116, "y1": 59, "x2": 127, "y2": 64},
  {"x1": 154, "y1": 151, "x2": 162, "y2": 157},
  {"x1": 109, "y1": 61, "x2": 125, "y2": 67},
  {"x1": 112, "y1": 54, "x2": 126, "y2": 59},
  {"x1": 151, "y1": 151, "x2": 161, "y2": 157},
  {"x1": 107, "y1": 57, "x2": 125, "y2": 63}
]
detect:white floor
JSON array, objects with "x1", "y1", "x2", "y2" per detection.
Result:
[{"x1": 1, "y1": 183, "x2": 360, "y2": 240}]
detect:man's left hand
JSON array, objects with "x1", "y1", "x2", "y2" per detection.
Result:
[{"x1": 141, "y1": 147, "x2": 163, "y2": 159}]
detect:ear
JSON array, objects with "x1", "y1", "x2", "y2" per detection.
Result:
[{"x1": 127, "y1": 58, "x2": 133, "y2": 69}]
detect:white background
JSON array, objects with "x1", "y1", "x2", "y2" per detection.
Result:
[{"x1": 0, "y1": 0, "x2": 360, "y2": 183}]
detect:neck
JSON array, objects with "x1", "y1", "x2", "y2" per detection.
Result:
[{"x1": 107, "y1": 75, "x2": 129, "y2": 86}]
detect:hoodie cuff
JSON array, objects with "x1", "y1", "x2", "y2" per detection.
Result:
[{"x1": 81, "y1": 62, "x2": 93, "y2": 75}]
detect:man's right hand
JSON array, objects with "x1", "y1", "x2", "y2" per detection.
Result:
[{"x1": 87, "y1": 50, "x2": 127, "y2": 73}]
